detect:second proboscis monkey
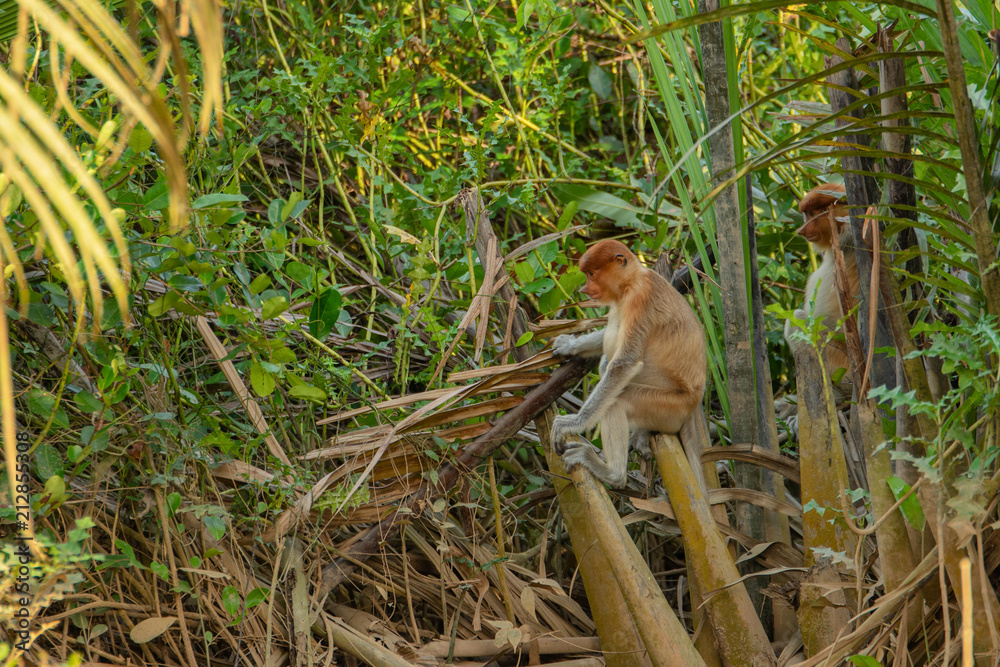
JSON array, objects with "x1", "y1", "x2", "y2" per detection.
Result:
[
  {"x1": 551, "y1": 239, "x2": 707, "y2": 487},
  {"x1": 783, "y1": 182, "x2": 860, "y2": 378}
]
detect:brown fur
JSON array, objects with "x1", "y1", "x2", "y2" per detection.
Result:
[{"x1": 551, "y1": 239, "x2": 707, "y2": 485}]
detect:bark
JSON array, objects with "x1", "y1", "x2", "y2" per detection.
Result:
[
  {"x1": 697, "y1": 0, "x2": 768, "y2": 625},
  {"x1": 746, "y1": 176, "x2": 796, "y2": 640},
  {"x1": 652, "y1": 433, "x2": 776, "y2": 667},
  {"x1": 569, "y1": 464, "x2": 707, "y2": 666},
  {"x1": 826, "y1": 38, "x2": 919, "y2": 604},
  {"x1": 934, "y1": 0, "x2": 1000, "y2": 320},
  {"x1": 791, "y1": 341, "x2": 854, "y2": 657},
  {"x1": 877, "y1": 29, "x2": 921, "y2": 282},
  {"x1": 543, "y1": 414, "x2": 652, "y2": 667}
]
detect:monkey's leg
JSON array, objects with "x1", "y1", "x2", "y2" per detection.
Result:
[{"x1": 561, "y1": 402, "x2": 629, "y2": 487}]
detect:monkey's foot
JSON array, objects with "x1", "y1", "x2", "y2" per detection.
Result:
[
  {"x1": 551, "y1": 415, "x2": 586, "y2": 455},
  {"x1": 553, "y1": 432, "x2": 590, "y2": 456},
  {"x1": 561, "y1": 442, "x2": 627, "y2": 487},
  {"x1": 629, "y1": 430, "x2": 654, "y2": 460}
]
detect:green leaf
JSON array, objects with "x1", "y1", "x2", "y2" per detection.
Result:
[
  {"x1": 167, "y1": 492, "x2": 182, "y2": 516},
  {"x1": 221, "y1": 586, "x2": 241, "y2": 617},
  {"x1": 128, "y1": 127, "x2": 153, "y2": 154},
  {"x1": 80, "y1": 425, "x2": 110, "y2": 451},
  {"x1": 115, "y1": 540, "x2": 142, "y2": 568},
  {"x1": 557, "y1": 201, "x2": 578, "y2": 231},
  {"x1": 150, "y1": 561, "x2": 170, "y2": 581},
  {"x1": 148, "y1": 292, "x2": 181, "y2": 317},
  {"x1": 75, "y1": 391, "x2": 104, "y2": 414},
  {"x1": 516, "y1": 331, "x2": 534, "y2": 346},
  {"x1": 249, "y1": 274, "x2": 271, "y2": 296},
  {"x1": 516, "y1": 0, "x2": 535, "y2": 29},
  {"x1": 886, "y1": 476, "x2": 926, "y2": 531},
  {"x1": 27, "y1": 390, "x2": 69, "y2": 428},
  {"x1": 168, "y1": 275, "x2": 204, "y2": 292},
  {"x1": 513, "y1": 262, "x2": 535, "y2": 284},
  {"x1": 192, "y1": 193, "x2": 249, "y2": 209},
  {"x1": 289, "y1": 384, "x2": 327, "y2": 402},
  {"x1": 250, "y1": 363, "x2": 276, "y2": 397},
  {"x1": 144, "y1": 181, "x2": 170, "y2": 210},
  {"x1": 551, "y1": 184, "x2": 649, "y2": 232},
  {"x1": 848, "y1": 656, "x2": 883, "y2": 667},
  {"x1": 285, "y1": 261, "x2": 312, "y2": 284},
  {"x1": 169, "y1": 237, "x2": 197, "y2": 257},
  {"x1": 309, "y1": 288, "x2": 343, "y2": 341},
  {"x1": 588, "y1": 63, "x2": 614, "y2": 100},
  {"x1": 281, "y1": 192, "x2": 303, "y2": 221},
  {"x1": 67, "y1": 445, "x2": 86, "y2": 463},
  {"x1": 35, "y1": 443, "x2": 64, "y2": 479},
  {"x1": 261, "y1": 296, "x2": 288, "y2": 320},
  {"x1": 43, "y1": 476, "x2": 68, "y2": 504},
  {"x1": 267, "y1": 198, "x2": 285, "y2": 224},
  {"x1": 245, "y1": 587, "x2": 270, "y2": 609},
  {"x1": 204, "y1": 515, "x2": 227, "y2": 542}
]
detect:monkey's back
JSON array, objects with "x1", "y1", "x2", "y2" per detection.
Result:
[{"x1": 631, "y1": 269, "x2": 707, "y2": 402}]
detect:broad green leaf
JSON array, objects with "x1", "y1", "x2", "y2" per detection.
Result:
[
  {"x1": 588, "y1": 63, "x2": 614, "y2": 100},
  {"x1": 261, "y1": 296, "x2": 288, "y2": 320},
  {"x1": 221, "y1": 586, "x2": 241, "y2": 617},
  {"x1": 128, "y1": 126, "x2": 153, "y2": 153},
  {"x1": 557, "y1": 201, "x2": 578, "y2": 230},
  {"x1": 75, "y1": 391, "x2": 104, "y2": 414},
  {"x1": 35, "y1": 443, "x2": 64, "y2": 479},
  {"x1": 289, "y1": 384, "x2": 327, "y2": 402},
  {"x1": 886, "y1": 477, "x2": 926, "y2": 531},
  {"x1": 551, "y1": 184, "x2": 649, "y2": 232},
  {"x1": 192, "y1": 193, "x2": 249, "y2": 209},
  {"x1": 250, "y1": 363, "x2": 275, "y2": 397},
  {"x1": 249, "y1": 274, "x2": 271, "y2": 295},
  {"x1": 309, "y1": 288, "x2": 343, "y2": 341},
  {"x1": 148, "y1": 292, "x2": 181, "y2": 317}
]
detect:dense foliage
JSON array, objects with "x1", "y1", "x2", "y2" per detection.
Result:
[{"x1": 1, "y1": 0, "x2": 999, "y2": 664}]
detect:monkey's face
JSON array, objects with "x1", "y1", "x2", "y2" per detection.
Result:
[
  {"x1": 580, "y1": 267, "x2": 609, "y2": 302},
  {"x1": 578, "y1": 239, "x2": 634, "y2": 304},
  {"x1": 797, "y1": 183, "x2": 848, "y2": 252},
  {"x1": 797, "y1": 204, "x2": 848, "y2": 252}
]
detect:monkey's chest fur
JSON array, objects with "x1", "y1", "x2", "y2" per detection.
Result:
[{"x1": 602, "y1": 302, "x2": 704, "y2": 395}]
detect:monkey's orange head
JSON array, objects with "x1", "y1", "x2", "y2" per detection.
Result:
[
  {"x1": 578, "y1": 239, "x2": 638, "y2": 303},
  {"x1": 797, "y1": 182, "x2": 848, "y2": 251}
]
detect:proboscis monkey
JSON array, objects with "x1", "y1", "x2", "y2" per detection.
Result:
[
  {"x1": 550, "y1": 240, "x2": 707, "y2": 486},
  {"x1": 783, "y1": 182, "x2": 860, "y2": 378}
]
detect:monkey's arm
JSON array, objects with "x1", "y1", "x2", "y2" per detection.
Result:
[
  {"x1": 551, "y1": 330, "x2": 605, "y2": 358},
  {"x1": 551, "y1": 353, "x2": 644, "y2": 446}
]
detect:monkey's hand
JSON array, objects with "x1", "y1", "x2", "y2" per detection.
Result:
[
  {"x1": 551, "y1": 414, "x2": 585, "y2": 455},
  {"x1": 551, "y1": 330, "x2": 604, "y2": 358},
  {"x1": 551, "y1": 334, "x2": 582, "y2": 357}
]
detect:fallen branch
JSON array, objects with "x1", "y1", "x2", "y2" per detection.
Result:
[{"x1": 317, "y1": 356, "x2": 596, "y2": 597}]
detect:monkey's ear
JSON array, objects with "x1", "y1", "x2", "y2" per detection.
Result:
[{"x1": 614, "y1": 253, "x2": 627, "y2": 266}]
